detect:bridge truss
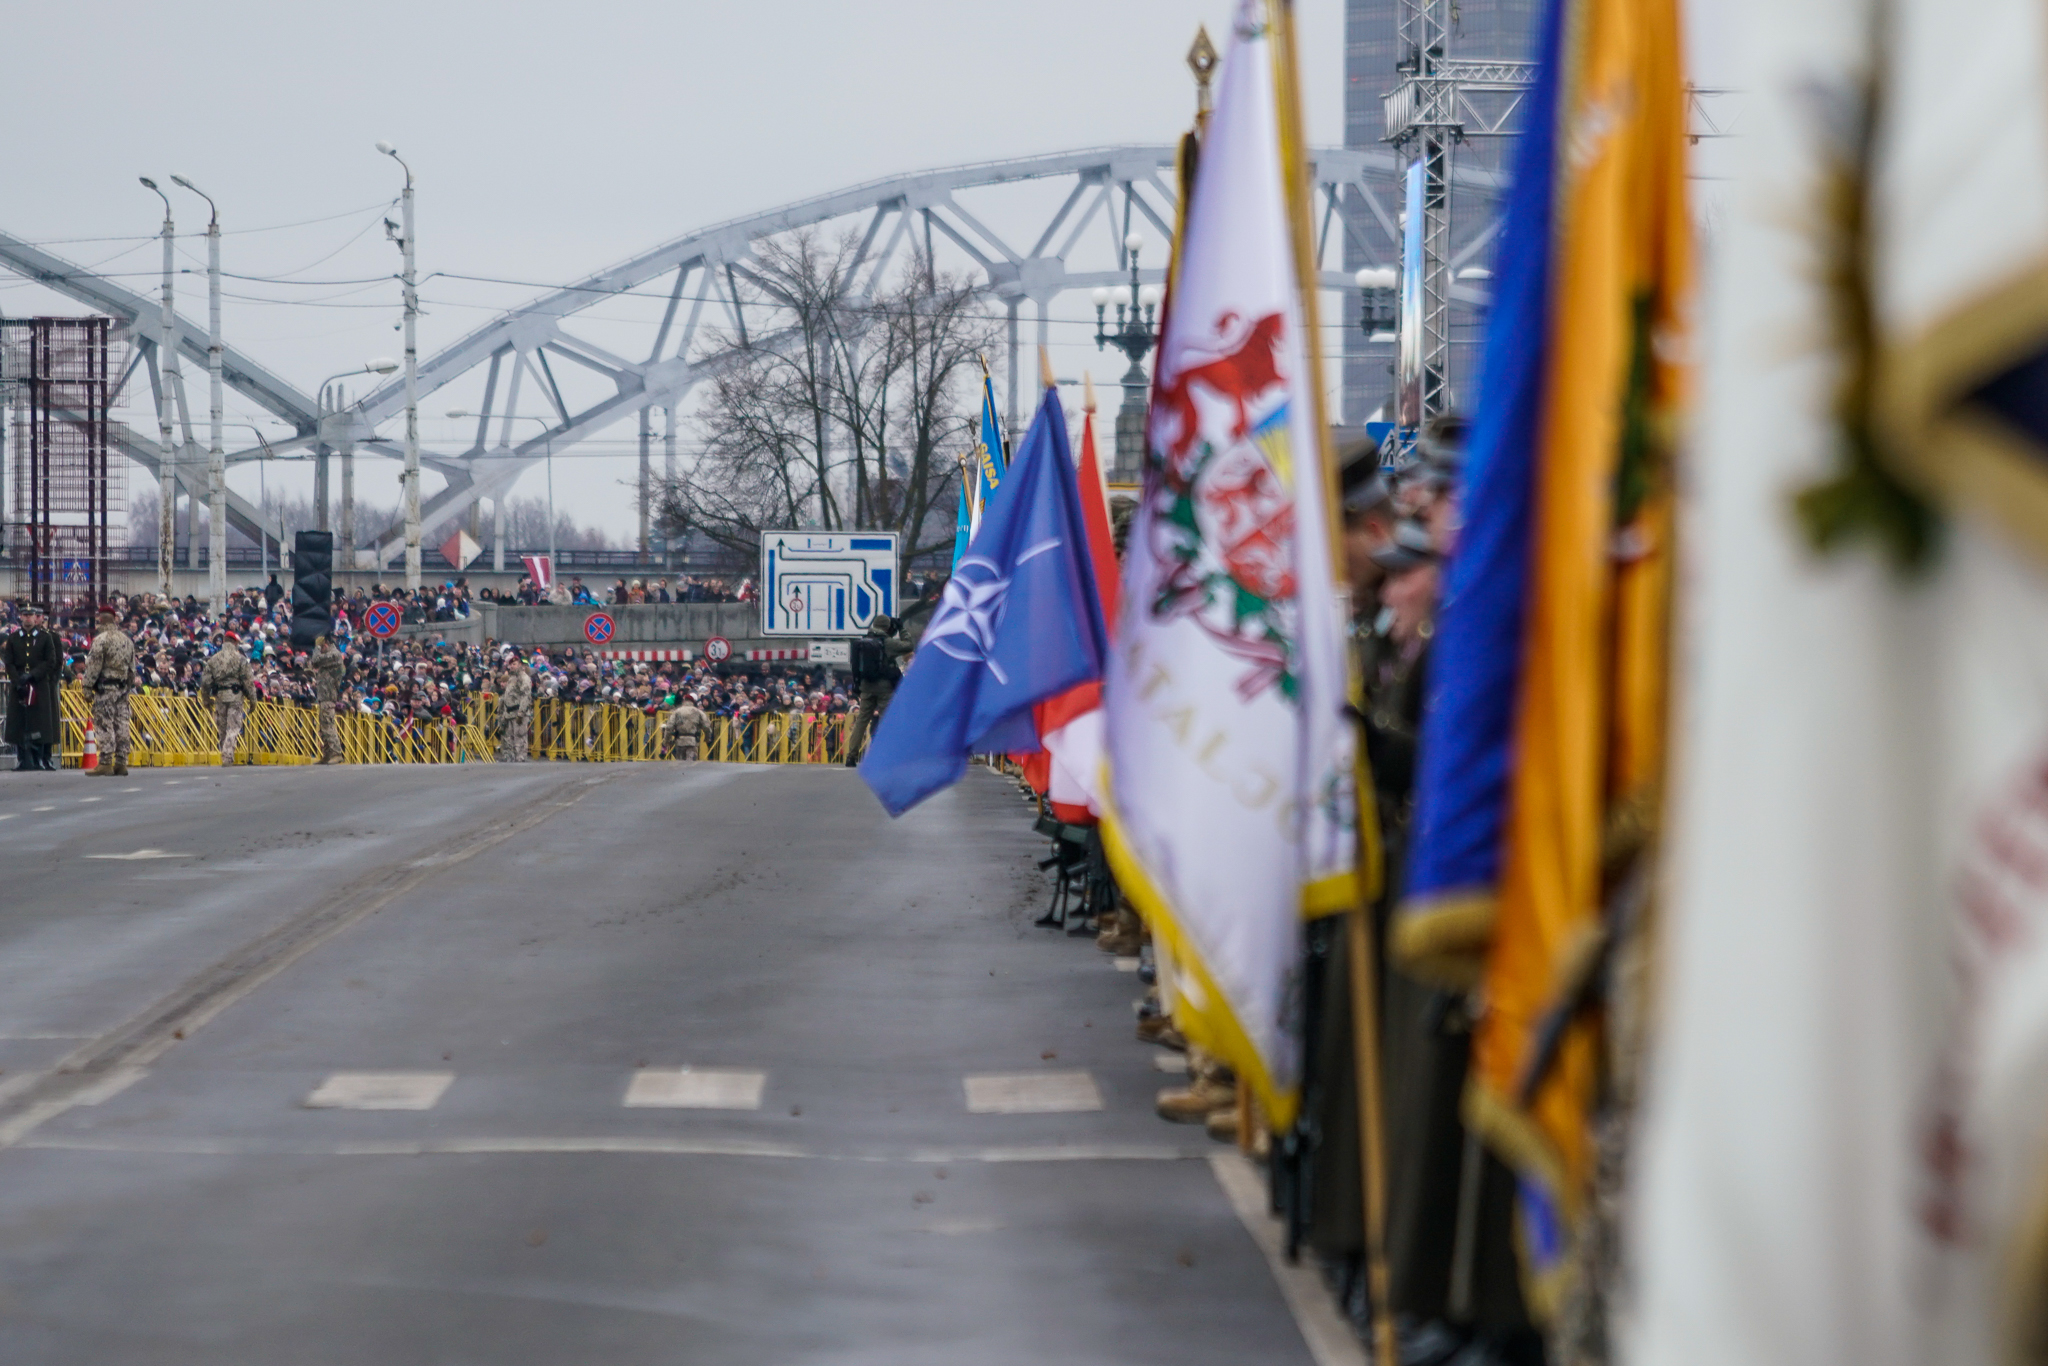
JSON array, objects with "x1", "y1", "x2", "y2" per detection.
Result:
[{"x1": 0, "y1": 144, "x2": 1501, "y2": 567}]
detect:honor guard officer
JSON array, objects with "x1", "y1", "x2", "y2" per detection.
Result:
[
  {"x1": 199, "y1": 631, "x2": 256, "y2": 765},
  {"x1": 3, "y1": 602, "x2": 62, "y2": 771},
  {"x1": 662, "y1": 692, "x2": 707, "y2": 760},
  {"x1": 78, "y1": 607, "x2": 136, "y2": 776},
  {"x1": 496, "y1": 650, "x2": 533, "y2": 762},
  {"x1": 309, "y1": 636, "x2": 346, "y2": 765}
]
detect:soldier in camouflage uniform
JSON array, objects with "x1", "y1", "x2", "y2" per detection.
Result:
[
  {"x1": 199, "y1": 631, "x2": 255, "y2": 766},
  {"x1": 662, "y1": 692, "x2": 707, "y2": 760},
  {"x1": 498, "y1": 652, "x2": 533, "y2": 762},
  {"x1": 842, "y1": 614, "x2": 913, "y2": 766},
  {"x1": 308, "y1": 636, "x2": 347, "y2": 765},
  {"x1": 78, "y1": 607, "x2": 135, "y2": 775}
]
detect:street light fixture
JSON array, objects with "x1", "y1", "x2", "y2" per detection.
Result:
[
  {"x1": 1091, "y1": 232, "x2": 1160, "y2": 484},
  {"x1": 139, "y1": 177, "x2": 179, "y2": 598},
  {"x1": 169, "y1": 175, "x2": 227, "y2": 613},
  {"x1": 1356, "y1": 265, "x2": 1398, "y2": 341},
  {"x1": 446, "y1": 411, "x2": 556, "y2": 582},
  {"x1": 376, "y1": 140, "x2": 421, "y2": 594}
]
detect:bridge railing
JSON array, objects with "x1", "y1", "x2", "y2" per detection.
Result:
[{"x1": 52, "y1": 687, "x2": 855, "y2": 768}]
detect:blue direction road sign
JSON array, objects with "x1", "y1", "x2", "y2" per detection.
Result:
[{"x1": 759, "y1": 531, "x2": 897, "y2": 637}]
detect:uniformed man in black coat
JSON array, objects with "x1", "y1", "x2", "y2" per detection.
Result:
[{"x1": 4, "y1": 603, "x2": 63, "y2": 771}]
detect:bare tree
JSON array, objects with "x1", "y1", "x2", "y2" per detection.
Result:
[
  {"x1": 880, "y1": 255, "x2": 996, "y2": 561},
  {"x1": 656, "y1": 237, "x2": 995, "y2": 564}
]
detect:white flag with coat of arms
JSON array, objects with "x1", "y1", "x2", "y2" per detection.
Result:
[{"x1": 1099, "y1": 0, "x2": 1359, "y2": 1131}]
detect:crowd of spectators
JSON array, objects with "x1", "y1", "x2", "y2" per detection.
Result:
[
  {"x1": 488, "y1": 574, "x2": 751, "y2": 606},
  {"x1": 0, "y1": 583, "x2": 856, "y2": 738}
]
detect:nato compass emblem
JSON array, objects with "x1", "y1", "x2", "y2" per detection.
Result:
[{"x1": 922, "y1": 540, "x2": 1063, "y2": 685}]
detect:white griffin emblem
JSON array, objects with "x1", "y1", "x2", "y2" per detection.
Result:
[{"x1": 922, "y1": 539, "x2": 1062, "y2": 686}]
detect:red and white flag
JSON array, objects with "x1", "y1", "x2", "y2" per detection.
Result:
[
  {"x1": 522, "y1": 554, "x2": 553, "y2": 591},
  {"x1": 1021, "y1": 384, "x2": 1121, "y2": 824}
]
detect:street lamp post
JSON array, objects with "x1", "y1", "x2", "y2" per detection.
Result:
[
  {"x1": 138, "y1": 178, "x2": 179, "y2": 599},
  {"x1": 1091, "y1": 231, "x2": 1161, "y2": 486},
  {"x1": 446, "y1": 411, "x2": 555, "y2": 582},
  {"x1": 317, "y1": 359, "x2": 398, "y2": 583},
  {"x1": 170, "y1": 176, "x2": 225, "y2": 615},
  {"x1": 376, "y1": 140, "x2": 421, "y2": 594}
]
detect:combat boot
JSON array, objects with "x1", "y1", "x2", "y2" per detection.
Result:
[
  {"x1": 1156, "y1": 1077, "x2": 1235, "y2": 1123},
  {"x1": 112, "y1": 762, "x2": 128, "y2": 776}
]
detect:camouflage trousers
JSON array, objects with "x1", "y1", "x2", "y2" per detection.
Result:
[
  {"x1": 213, "y1": 695, "x2": 247, "y2": 764},
  {"x1": 317, "y1": 702, "x2": 342, "y2": 763},
  {"x1": 90, "y1": 687, "x2": 131, "y2": 768},
  {"x1": 845, "y1": 687, "x2": 892, "y2": 763},
  {"x1": 670, "y1": 733, "x2": 700, "y2": 761},
  {"x1": 500, "y1": 710, "x2": 531, "y2": 763}
]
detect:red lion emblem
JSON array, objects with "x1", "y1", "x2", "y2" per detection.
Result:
[{"x1": 1153, "y1": 310, "x2": 1288, "y2": 468}]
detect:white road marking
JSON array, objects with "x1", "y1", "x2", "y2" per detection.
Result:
[
  {"x1": 163, "y1": 781, "x2": 180, "y2": 786},
  {"x1": 1152, "y1": 1053, "x2": 1190, "y2": 1074},
  {"x1": 304, "y1": 1072, "x2": 454, "y2": 1110},
  {"x1": 963, "y1": 1071, "x2": 1103, "y2": 1114},
  {"x1": 32, "y1": 806, "x2": 53, "y2": 813},
  {"x1": 83, "y1": 850, "x2": 192, "y2": 861},
  {"x1": 121, "y1": 787, "x2": 141, "y2": 792},
  {"x1": 0, "y1": 814, "x2": 13, "y2": 821},
  {"x1": 1210, "y1": 1152, "x2": 1370, "y2": 1366},
  {"x1": 77, "y1": 797, "x2": 101, "y2": 804},
  {"x1": 1113, "y1": 957, "x2": 1141, "y2": 972},
  {"x1": 69, "y1": 1069, "x2": 146, "y2": 1106},
  {"x1": 623, "y1": 1068, "x2": 766, "y2": 1110}
]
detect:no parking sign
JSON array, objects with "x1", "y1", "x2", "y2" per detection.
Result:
[
  {"x1": 364, "y1": 601, "x2": 401, "y2": 638},
  {"x1": 583, "y1": 612, "x2": 616, "y2": 645}
]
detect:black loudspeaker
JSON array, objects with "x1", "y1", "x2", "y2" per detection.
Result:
[{"x1": 290, "y1": 530, "x2": 335, "y2": 651}]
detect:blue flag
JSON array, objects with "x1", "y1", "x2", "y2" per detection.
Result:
[
  {"x1": 862, "y1": 384, "x2": 1106, "y2": 816},
  {"x1": 950, "y1": 371, "x2": 1008, "y2": 567}
]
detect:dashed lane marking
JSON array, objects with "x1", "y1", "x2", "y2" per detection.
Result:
[
  {"x1": 70, "y1": 1069, "x2": 146, "y2": 1106},
  {"x1": 32, "y1": 806, "x2": 53, "y2": 813},
  {"x1": 305, "y1": 1072, "x2": 454, "y2": 1111},
  {"x1": 963, "y1": 1071, "x2": 1103, "y2": 1114},
  {"x1": 623, "y1": 1068, "x2": 767, "y2": 1110},
  {"x1": 0, "y1": 771, "x2": 622, "y2": 1152},
  {"x1": 83, "y1": 850, "x2": 192, "y2": 861},
  {"x1": 77, "y1": 797, "x2": 101, "y2": 804}
]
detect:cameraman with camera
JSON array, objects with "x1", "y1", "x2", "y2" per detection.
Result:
[{"x1": 842, "y1": 613, "x2": 911, "y2": 767}]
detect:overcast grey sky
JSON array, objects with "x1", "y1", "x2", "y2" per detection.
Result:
[{"x1": 1, "y1": 1, "x2": 1348, "y2": 540}]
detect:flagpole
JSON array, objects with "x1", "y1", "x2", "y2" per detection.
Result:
[{"x1": 1270, "y1": 3, "x2": 1399, "y2": 1364}]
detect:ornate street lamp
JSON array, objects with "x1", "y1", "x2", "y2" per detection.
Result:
[{"x1": 1091, "y1": 233, "x2": 1162, "y2": 485}]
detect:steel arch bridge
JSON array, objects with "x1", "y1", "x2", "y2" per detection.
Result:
[{"x1": 0, "y1": 144, "x2": 1501, "y2": 567}]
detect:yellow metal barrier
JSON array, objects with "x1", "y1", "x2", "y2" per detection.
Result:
[
  {"x1": 529, "y1": 700, "x2": 852, "y2": 765},
  {"x1": 54, "y1": 686, "x2": 856, "y2": 767}
]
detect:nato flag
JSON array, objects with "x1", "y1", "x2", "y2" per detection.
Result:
[{"x1": 860, "y1": 385, "x2": 1108, "y2": 817}]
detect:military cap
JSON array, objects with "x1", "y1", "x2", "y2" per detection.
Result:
[
  {"x1": 1369, "y1": 518, "x2": 1439, "y2": 573},
  {"x1": 1415, "y1": 414, "x2": 1470, "y2": 487},
  {"x1": 96, "y1": 607, "x2": 117, "y2": 622}
]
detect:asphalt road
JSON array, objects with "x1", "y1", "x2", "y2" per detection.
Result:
[{"x1": 0, "y1": 760, "x2": 1330, "y2": 1365}]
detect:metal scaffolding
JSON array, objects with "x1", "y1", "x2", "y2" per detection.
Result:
[
  {"x1": 2, "y1": 317, "x2": 126, "y2": 614},
  {"x1": 1382, "y1": 0, "x2": 1536, "y2": 427}
]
